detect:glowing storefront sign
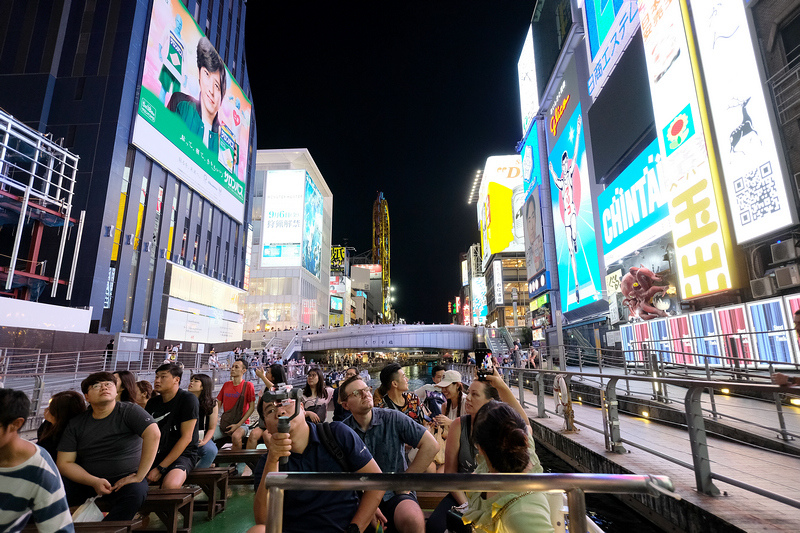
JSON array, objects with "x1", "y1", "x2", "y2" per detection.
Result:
[
  {"x1": 493, "y1": 260, "x2": 504, "y2": 305},
  {"x1": 331, "y1": 246, "x2": 346, "y2": 273},
  {"x1": 584, "y1": 0, "x2": 640, "y2": 99},
  {"x1": 471, "y1": 278, "x2": 488, "y2": 324},
  {"x1": 690, "y1": 1, "x2": 797, "y2": 243},
  {"x1": 461, "y1": 260, "x2": 469, "y2": 287},
  {"x1": 638, "y1": 0, "x2": 737, "y2": 300},
  {"x1": 463, "y1": 298, "x2": 471, "y2": 326},
  {"x1": 598, "y1": 139, "x2": 669, "y2": 264},
  {"x1": 132, "y1": 0, "x2": 250, "y2": 223},
  {"x1": 518, "y1": 26, "x2": 540, "y2": 137},
  {"x1": 261, "y1": 170, "x2": 304, "y2": 266},
  {"x1": 478, "y1": 155, "x2": 524, "y2": 264}
]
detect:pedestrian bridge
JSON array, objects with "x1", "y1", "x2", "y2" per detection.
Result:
[{"x1": 283, "y1": 323, "x2": 476, "y2": 355}]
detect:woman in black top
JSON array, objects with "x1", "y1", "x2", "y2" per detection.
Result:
[
  {"x1": 37, "y1": 390, "x2": 86, "y2": 459},
  {"x1": 188, "y1": 373, "x2": 218, "y2": 468}
]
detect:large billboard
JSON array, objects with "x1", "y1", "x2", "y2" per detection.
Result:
[
  {"x1": 690, "y1": 1, "x2": 797, "y2": 244},
  {"x1": 478, "y1": 155, "x2": 524, "y2": 264},
  {"x1": 302, "y1": 174, "x2": 323, "y2": 278},
  {"x1": 518, "y1": 26, "x2": 539, "y2": 137},
  {"x1": 546, "y1": 58, "x2": 602, "y2": 313},
  {"x1": 261, "y1": 170, "x2": 305, "y2": 267},
  {"x1": 132, "y1": 0, "x2": 251, "y2": 223},
  {"x1": 523, "y1": 186, "x2": 545, "y2": 280},
  {"x1": 638, "y1": 0, "x2": 738, "y2": 300},
  {"x1": 598, "y1": 139, "x2": 669, "y2": 265},
  {"x1": 521, "y1": 123, "x2": 540, "y2": 202},
  {"x1": 471, "y1": 277, "x2": 488, "y2": 324},
  {"x1": 583, "y1": 0, "x2": 640, "y2": 99}
]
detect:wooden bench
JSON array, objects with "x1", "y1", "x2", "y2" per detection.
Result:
[
  {"x1": 185, "y1": 466, "x2": 235, "y2": 519},
  {"x1": 417, "y1": 491, "x2": 448, "y2": 518},
  {"x1": 214, "y1": 449, "x2": 268, "y2": 485},
  {"x1": 25, "y1": 519, "x2": 143, "y2": 533},
  {"x1": 139, "y1": 487, "x2": 201, "y2": 533}
]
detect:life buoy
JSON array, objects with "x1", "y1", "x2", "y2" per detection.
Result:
[{"x1": 553, "y1": 374, "x2": 570, "y2": 415}]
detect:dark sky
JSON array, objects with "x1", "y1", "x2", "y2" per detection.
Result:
[{"x1": 245, "y1": 2, "x2": 534, "y2": 324}]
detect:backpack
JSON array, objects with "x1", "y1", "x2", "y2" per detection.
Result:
[{"x1": 316, "y1": 422, "x2": 351, "y2": 472}]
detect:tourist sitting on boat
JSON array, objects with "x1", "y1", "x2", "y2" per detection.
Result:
[
  {"x1": 36, "y1": 390, "x2": 86, "y2": 460},
  {"x1": 248, "y1": 363, "x2": 288, "y2": 449},
  {"x1": 374, "y1": 363, "x2": 425, "y2": 425},
  {"x1": 249, "y1": 395, "x2": 384, "y2": 533},
  {"x1": 460, "y1": 401, "x2": 553, "y2": 533},
  {"x1": 301, "y1": 366, "x2": 335, "y2": 423},
  {"x1": 433, "y1": 370, "x2": 466, "y2": 437},
  {"x1": 426, "y1": 368, "x2": 528, "y2": 533},
  {"x1": 188, "y1": 373, "x2": 219, "y2": 468}
]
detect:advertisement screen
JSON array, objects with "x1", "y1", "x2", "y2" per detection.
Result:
[
  {"x1": 784, "y1": 294, "x2": 800, "y2": 362},
  {"x1": 598, "y1": 139, "x2": 669, "y2": 264},
  {"x1": 747, "y1": 299, "x2": 794, "y2": 364},
  {"x1": 302, "y1": 174, "x2": 323, "y2": 278},
  {"x1": 471, "y1": 277, "x2": 488, "y2": 324},
  {"x1": 521, "y1": 125, "x2": 540, "y2": 201},
  {"x1": 518, "y1": 26, "x2": 539, "y2": 137},
  {"x1": 715, "y1": 304, "x2": 754, "y2": 362},
  {"x1": 667, "y1": 315, "x2": 694, "y2": 364},
  {"x1": 691, "y1": 2, "x2": 796, "y2": 243},
  {"x1": 461, "y1": 260, "x2": 469, "y2": 287},
  {"x1": 132, "y1": 0, "x2": 250, "y2": 223},
  {"x1": 689, "y1": 310, "x2": 722, "y2": 365},
  {"x1": 261, "y1": 170, "x2": 305, "y2": 266},
  {"x1": 638, "y1": 0, "x2": 737, "y2": 299},
  {"x1": 331, "y1": 246, "x2": 346, "y2": 273},
  {"x1": 478, "y1": 155, "x2": 524, "y2": 264},
  {"x1": 523, "y1": 186, "x2": 545, "y2": 280},
  {"x1": 584, "y1": 0, "x2": 640, "y2": 99},
  {"x1": 546, "y1": 58, "x2": 602, "y2": 312},
  {"x1": 330, "y1": 295, "x2": 343, "y2": 313}
]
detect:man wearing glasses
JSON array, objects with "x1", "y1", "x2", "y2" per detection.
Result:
[
  {"x1": 250, "y1": 393, "x2": 384, "y2": 533},
  {"x1": 57, "y1": 372, "x2": 160, "y2": 521},
  {"x1": 340, "y1": 375, "x2": 439, "y2": 533}
]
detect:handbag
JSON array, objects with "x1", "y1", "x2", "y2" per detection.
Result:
[
  {"x1": 72, "y1": 496, "x2": 104, "y2": 523},
  {"x1": 219, "y1": 381, "x2": 249, "y2": 433},
  {"x1": 445, "y1": 507, "x2": 472, "y2": 533}
]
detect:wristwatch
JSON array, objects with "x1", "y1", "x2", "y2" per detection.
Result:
[
  {"x1": 344, "y1": 524, "x2": 360, "y2": 533},
  {"x1": 156, "y1": 465, "x2": 167, "y2": 475}
]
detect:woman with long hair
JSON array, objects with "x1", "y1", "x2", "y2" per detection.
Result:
[
  {"x1": 375, "y1": 363, "x2": 423, "y2": 425},
  {"x1": 37, "y1": 390, "x2": 86, "y2": 459},
  {"x1": 461, "y1": 401, "x2": 551, "y2": 533},
  {"x1": 113, "y1": 370, "x2": 139, "y2": 403},
  {"x1": 188, "y1": 373, "x2": 219, "y2": 468},
  {"x1": 255, "y1": 363, "x2": 287, "y2": 390},
  {"x1": 433, "y1": 370, "x2": 466, "y2": 436},
  {"x1": 136, "y1": 380, "x2": 154, "y2": 409},
  {"x1": 301, "y1": 366, "x2": 333, "y2": 423},
  {"x1": 247, "y1": 363, "x2": 289, "y2": 449}
]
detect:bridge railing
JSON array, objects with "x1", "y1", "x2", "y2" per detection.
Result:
[{"x1": 450, "y1": 361, "x2": 800, "y2": 511}]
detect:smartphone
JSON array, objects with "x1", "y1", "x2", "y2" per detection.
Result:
[{"x1": 474, "y1": 349, "x2": 493, "y2": 380}]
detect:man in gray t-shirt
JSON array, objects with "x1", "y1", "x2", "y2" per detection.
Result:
[{"x1": 58, "y1": 372, "x2": 160, "y2": 521}]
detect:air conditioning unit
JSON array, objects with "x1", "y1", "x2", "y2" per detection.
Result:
[
  {"x1": 775, "y1": 264, "x2": 800, "y2": 289},
  {"x1": 751, "y1": 276, "x2": 777, "y2": 298},
  {"x1": 771, "y1": 239, "x2": 799, "y2": 263}
]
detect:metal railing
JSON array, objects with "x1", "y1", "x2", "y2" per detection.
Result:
[
  {"x1": 768, "y1": 57, "x2": 800, "y2": 125},
  {"x1": 260, "y1": 472, "x2": 676, "y2": 533}
]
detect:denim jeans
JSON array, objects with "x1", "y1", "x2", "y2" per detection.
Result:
[{"x1": 196, "y1": 439, "x2": 219, "y2": 468}]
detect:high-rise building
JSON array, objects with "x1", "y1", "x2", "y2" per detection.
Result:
[{"x1": 0, "y1": 0, "x2": 256, "y2": 342}]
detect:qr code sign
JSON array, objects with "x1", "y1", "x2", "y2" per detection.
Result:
[{"x1": 734, "y1": 162, "x2": 779, "y2": 225}]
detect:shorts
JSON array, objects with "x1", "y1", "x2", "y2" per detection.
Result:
[
  {"x1": 214, "y1": 424, "x2": 251, "y2": 441},
  {"x1": 379, "y1": 492, "x2": 418, "y2": 529},
  {"x1": 162, "y1": 455, "x2": 196, "y2": 476}
]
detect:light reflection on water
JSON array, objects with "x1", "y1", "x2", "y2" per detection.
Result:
[{"x1": 366, "y1": 362, "x2": 432, "y2": 392}]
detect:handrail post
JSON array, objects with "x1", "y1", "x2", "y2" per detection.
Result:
[
  {"x1": 685, "y1": 386, "x2": 721, "y2": 496},
  {"x1": 266, "y1": 486, "x2": 284, "y2": 533},
  {"x1": 517, "y1": 368, "x2": 525, "y2": 408},
  {"x1": 705, "y1": 355, "x2": 718, "y2": 419},
  {"x1": 536, "y1": 371, "x2": 546, "y2": 418},
  {"x1": 774, "y1": 393, "x2": 792, "y2": 442},
  {"x1": 566, "y1": 488, "x2": 588, "y2": 533},
  {"x1": 602, "y1": 378, "x2": 626, "y2": 454}
]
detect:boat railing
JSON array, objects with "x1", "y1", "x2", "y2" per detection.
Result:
[{"x1": 259, "y1": 472, "x2": 677, "y2": 533}]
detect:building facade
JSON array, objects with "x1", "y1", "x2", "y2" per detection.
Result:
[{"x1": 0, "y1": 0, "x2": 256, "y2": 342}]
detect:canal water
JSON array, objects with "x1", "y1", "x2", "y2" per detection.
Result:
[{"x1": 379, "y1": 363, "x2": 666, "y2": 533}]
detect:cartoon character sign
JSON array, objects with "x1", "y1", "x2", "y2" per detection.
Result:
[{"x1": 620, "y1": 265, "x2": 668, "y2": 321}]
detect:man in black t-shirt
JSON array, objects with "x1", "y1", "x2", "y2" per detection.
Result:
[
  {"x1": 58, "y1": 372, "x2": 160, "y2": 521},
  {"x1": 145, "y1": 363, "x2": 199, "y2": 488}
]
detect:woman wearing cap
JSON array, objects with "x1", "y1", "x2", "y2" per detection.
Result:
[
  {"x1": 425, "y1": 368, "x2": 532, "y2": 533},
  {"x1": 433, "y1": 370, "x2": 466, "y2": 437}
]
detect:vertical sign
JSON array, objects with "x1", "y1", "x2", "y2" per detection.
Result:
[
  {"x1": 518, "y1": 26, "x2": 540, "y2": 137},
  {"x1": 493, "y1": 260, "x2": 504, "y2": 305},
  {"x1": 690, "y1": 1, "x2": 796, "y2": 243},
  {"x1": 523, "y1": 186, "x2": 545, "y2": 281},
  {"x1": 243, "y1": 223, "x2": 253, "y2": 291},
  {"x1": 638, "y1": 0, "x2": 737, "y2": 299},
  {"x1": 584, "y1": 0, "x2": 640, "y2": 99}
]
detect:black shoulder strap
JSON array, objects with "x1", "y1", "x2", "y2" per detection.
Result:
[{"x1": 316, "y1": 422, "x2": 350, "y2": 472}]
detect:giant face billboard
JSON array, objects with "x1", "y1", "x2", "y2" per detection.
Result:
[
  {"x1": 478, "y1": 156, "x2": 524, "y2": 264},
  {"x1": 546, "y1": 58, "x2": 602, "y2": 313},
  {"x1": 690, "y1": 1, "x2": 797, "y2": 244},
  {"x1": 133, "y1": 0, "x2": 251, "y2": 223},
  {"x1": 302, "y1": 174, "x2": 323, "y2": 279},
  {"x1": 598, "y1": 139, "x2": 669, "y2": 265},
  {"x1": 638, "y1": 0, "x2": 738, "y2": 299},
  {"x1": 261, "y1": 170, "x2": 304, "y2": 267}
]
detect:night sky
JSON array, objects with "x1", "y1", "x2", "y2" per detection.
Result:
[{"x1": 245, "y1": 2, "x2": 534, "y2": 324}]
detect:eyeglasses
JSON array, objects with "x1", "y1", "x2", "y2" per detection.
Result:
[
  {"x1": 345, "y1": 386, "x2": 372, "y2": 400},
  {"x1": 90, "y1": 381, "x2": 115, "y2": 391}
]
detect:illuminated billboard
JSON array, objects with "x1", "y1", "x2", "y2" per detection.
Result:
[
  {"x1": 638, "y1": 0, "x2": 738, "y2": 299},
  {"x1": 523, "y1": 186, "x2": 545, "y2": 280},
  {"x1": 521, "y1": 123, "x2": 540, "y2": 201},
  {"x1": 471, "y1": 277, "x2": 488, "y2": 324},
  {"x1": 690, "y1": 2, "x2": 797, "y2": 244},
  {"x1": 583, "y1": 0, "x2": 640, "y2": 99},
  {"x1": 302, "y1": 174, "x2": 323, "y2": 278},
  {"x1": 331, "y1": 246, "x2": 346, "y2": 273},
  {"x1": 261, "y1": 170, "x2": 305, "y2": 267},
  {"x1": 518, "y1": 26, "x2": 539, "y2": 137},
  {"x1": 546, "y1": 58, "x2": 602, "y2": 313},
  {"x1": 598, "y1": 139, "x2": 669, "y2": 264},
  {"x1": 478, "y1": 155, "x2": 524, "y2": 264},
  {"x1": 330, "y1": 295, "x2": 343, "y2": 313},
  {"x1": 461, "y1": 260, "x2": 468, "y2": 287},
  {"x1": 132, "y1": 0, "x2": 250, "y2": 223}
]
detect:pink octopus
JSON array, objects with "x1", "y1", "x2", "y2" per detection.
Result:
[{"x1": 620, "y1": 265, "x2": 668, "y2": 321}]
